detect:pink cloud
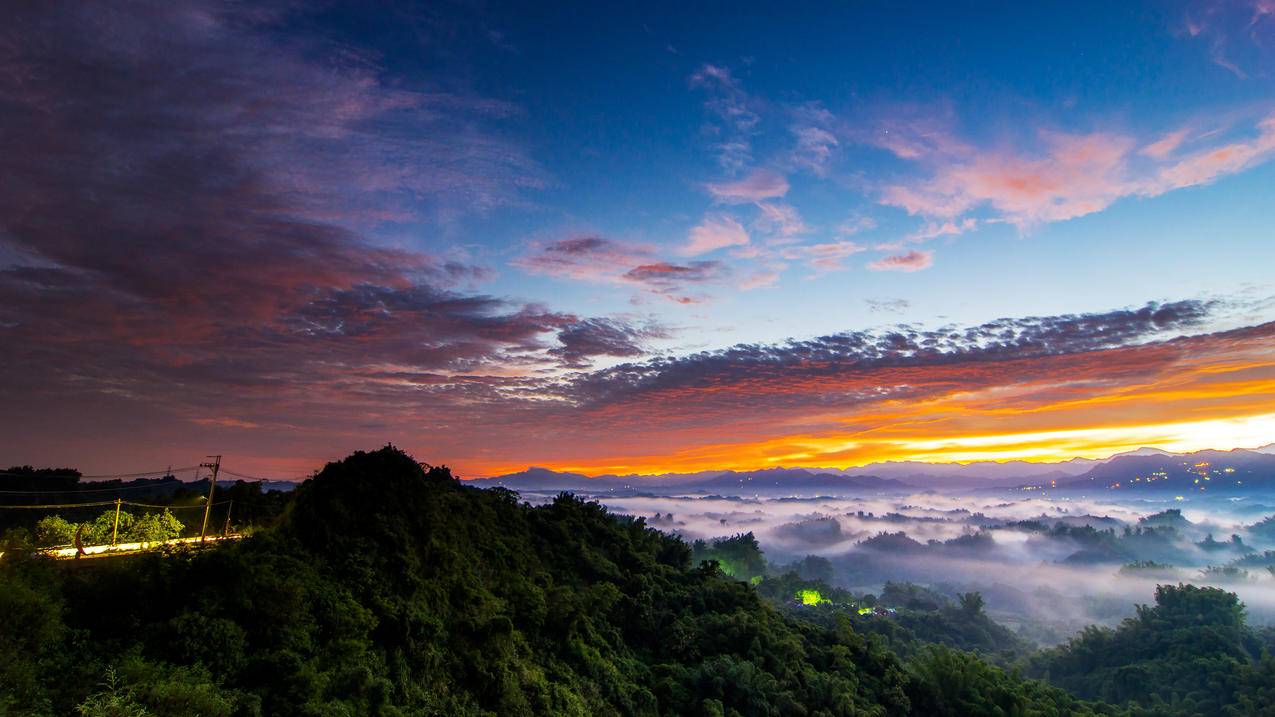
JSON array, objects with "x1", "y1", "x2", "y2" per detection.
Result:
[
  {"x1": 623, "y1": 261, "x2": 728, "y2": 303},
  {"x1": 779, "y1": 240, "x2": 866, "y2": 274},
  {"x1": 706, "y1": 168, "x2": 790, "y2": 203},
  {"x1": 1148, "y1": 114, "x2": 1275, "y2": 193},
  {"x1": 516, "y1": 237, "x2": 730, "y2": 304},
  {"x1": 879, "y1": 111, "x2": 1275, "y2": 230},
  {"x1": 684, "y1": 213, "x2": 750, "y2": 255},
  {"x1": 867, "y1": 250, "x2": 933, "y2": 272},
  {"x1": 790, "y1": 125, "x2": 839, "y2": 175},
  {"x1": 1140, "y1": 128, "x2": 1190, "y2": 159},
  {"x1": 738, "y1": 269, "x2": 781, "y2": 290},
  {"x1": 754, "y1": 201, "x2": 808, "y2": 237},
  {"x1": 513, "y1": 236, "x2": 652, "y2": 283},
  {"x1": 837, "y1": 215, "x2": 878, "y2": 237},
  {"x1": 1183, "y1": 0, "x2": 1275, "y2": 77},
  {"x1": 906, "y1": 218, "x2": 977, "y2": 243}
]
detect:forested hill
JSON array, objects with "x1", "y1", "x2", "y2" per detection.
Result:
[{"x1": 1, "y1": 446, "x2": 1114, "y2": 716}]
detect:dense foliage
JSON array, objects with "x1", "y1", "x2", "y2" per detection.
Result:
[
  {"x1": 1027, "y1": 584, "x2": 1275, "y2": 714},
  {"x1": 0, "y1": 447, "x2": 1126, "y2": 716},
  {"x1": 32, "y1": 510, "x2": 184, "y2": 547}
]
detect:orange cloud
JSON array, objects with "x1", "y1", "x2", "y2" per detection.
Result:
[{"x1": 459, "y1": 314, "x2": 1275, "y2": 476}]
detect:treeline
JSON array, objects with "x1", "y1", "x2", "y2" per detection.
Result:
[
  {"x1": 690, "y1": 533, "x2": 1275, "y2": 715},
  {"x1": 0, "y1": 466, "x2": 291, "y2": 549},
  {"x1": 0, "y1": 447, "x2": 1270, "y2": 715}
]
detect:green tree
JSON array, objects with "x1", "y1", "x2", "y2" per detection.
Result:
[{"x1": 33, "y1": 515, "x2": 76, "y2": 547}]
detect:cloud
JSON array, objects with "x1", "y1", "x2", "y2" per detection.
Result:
[
  {"x1": 706, "y1": 168, "x2": 790, "y2": 203},
  {"x1": 623, "y1": 261, "x2": 728, "y2": 304},
  {"x1": 567, "y1": 300, "x2": 1221, "y2": 409},
  {"x1": 838, "y1": 216, "x2": 878, "y2": 237},
  {"x1": 865, "y1": 298, "x2": 911, "y2": 314},
  {"x1": 754, "y1": 202, "x2": 809, "y2": 237},
  {"x1": 877, "y1": 111, "x2": 1275, "y2": 230},
  {"x1": 782, "y1": 240, "x2": 866, "y2": 274},
  {"x1": 784, "y1": 102, "x2": 842, "y2": 175},
  {"x1": 739, "y1": 270, "x2": 781, "y2": 290},
  {"x1": 513, "y1": 236, "x2": 651, "y2": 283},
  {"x1": 549, "y1": 318, "x2": 667, "y2": 368},
  {"x1": 790, "y1": 125, "x2": 840, "y2": 175},
  {"x1": 1148, "y1": 115, "x2": 1275, "y2": 193},
  {"x1": 868, "y1": 250, "x2": 933, "y2": 272},
  {"x1": 904, "y1": 218, "x2": 977, "y2": 244},
  {"x1": 494, "y1": 299, "x2": 1275, "y2": 475},
  {"x1": 516, "y1": 236, "x2": 729, "y2": 304},
  {"x1": 1140, "y1": 129, "x2": 1191, "y2": 159},
  {"x1": 0, "y1": 0, "x2": 659, "y2": 467},
  {"x1": 1182, "y1": 0, "x2": 1275, "y2": 77},
  {"x1": 690, "y1": 64, "x2": 759, "y2": 171},
  {"x1": 684, "y1": 214, "x2": 750, "y2": 255}
]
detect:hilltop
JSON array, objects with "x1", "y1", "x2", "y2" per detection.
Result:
[{"x1": 1, "y1": 446, "x2": 1119, "y2": 716}]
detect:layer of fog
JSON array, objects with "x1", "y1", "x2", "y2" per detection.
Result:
[{"x1": 515, "y1": 488, "x2": 1275, "y2": 643}]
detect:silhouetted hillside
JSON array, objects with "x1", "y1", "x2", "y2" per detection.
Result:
[
  {"x1": 0, "y1": 447, "x2": 1125, "y2": 716},
  {"x1": 1052, "y1": 449, "x2": 1275, "y2": 493}
]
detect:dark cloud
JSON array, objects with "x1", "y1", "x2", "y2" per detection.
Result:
[
  {"x1": 0, "y1": 0, "x2": 646, "y2": 457},
  {"x1": 545, "y1": 237, "x2": 612, "y2": 255},
  {"x1": 550, "y1": 319, "x2": 668, "y2": 368},
  {"x1": 561, "y1": 300, "x2": 1221, "y2": 411}
]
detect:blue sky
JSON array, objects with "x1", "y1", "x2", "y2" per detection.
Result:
[{"x1": 337, "y1": 0, "x2": 1275, "y2": 351}]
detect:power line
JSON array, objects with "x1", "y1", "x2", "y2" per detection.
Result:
[
  {"x1": 0, "y1": 500, "x2": 119, "y2": 510},
  {"x1": 0, "y1": 467, "x2": 299, "y2": 494},
  {"x1": 0, "y1": 499, "x2": 231, "y2": 510},
  {"x1": 0, "y1": 482, "x2": 197, "y2": 495},
  {"x1": 0, "y1": 466, "x2": 201, "y2": 480}
]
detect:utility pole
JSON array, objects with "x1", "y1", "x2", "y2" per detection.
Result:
[
  {"x1": 111, "y1": 498, "x2": 122, "y2": 546},
  {"x1": 199, "y1": 455, "x2": 221, "y2": 543},
  {"x1": 222, "y1": 500, "x2": 233, "y2": 537}
]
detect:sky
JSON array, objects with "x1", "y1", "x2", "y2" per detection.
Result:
[{"x1": 1, "y1": 0, "x2": 1274, "y2": 478}]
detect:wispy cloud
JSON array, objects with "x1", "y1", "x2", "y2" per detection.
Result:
[
  {"x1": 754, "y1": 202, "x2": 809, "y2": 238},
  {"x1": 516, "y1": 237, "x2": 727, "y2": 304},
  {"x1": 783, "y1": 240, "x2": 866, "y2": 274},
  {"x1": 865, "y1": 298, "x2": 911, "y2": 314},
  {"x1": 868, "y1": 250, "x2": 933, "y2": 272},
  {"x1": 1182, "y1": 0, "x2": 1275, "y2": 77},
  {"x1": 513, "y1": 236, "x2": 652, "y2": 283},
  {"x1": 684, "y1": 213, "x2": 751, "y2": 255},
  {"x1": 787, "y1": 103, "x2": 841, "y2": 176},
  {"x1": 623, "y1": 261, "x2": 728, "y2": 303},
  {"x1": 876, "y1": 112, "x2": 1275, "y2": 230},
  {"x1": 690, "y1": 64, "x2": 760, "y2": 172},
  {"x1": 738, "y1": 269, "x2": 781, "y2": 290},
  {"x1": 706, "y1": 168, "x2": 789, "y2": 203}
]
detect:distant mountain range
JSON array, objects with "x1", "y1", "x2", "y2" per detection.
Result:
[
  {"x1": 467, "y1": 467, "x2": 913, "y2": 496},
  {"x1": 468, "y1": 445, "x2": 1275, "y2": 497},
  {"x1": 1042, "y1": 448, "x2": 1275, "y2": 494}
]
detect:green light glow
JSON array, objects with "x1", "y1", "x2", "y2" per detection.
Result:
[{"x1": 797, "y1": 589, "x2": 827, "y2": 606}]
